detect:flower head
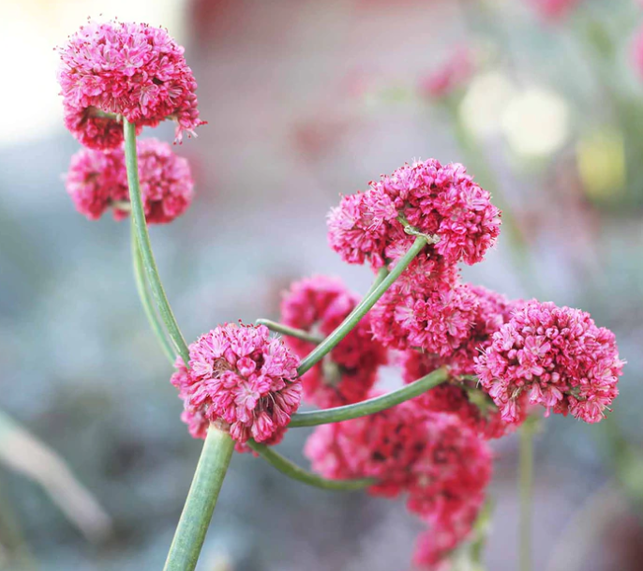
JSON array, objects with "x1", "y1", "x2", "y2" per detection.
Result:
[
  {"x1": 327, "y1": 159, "x2": 500, "y2": 270},
  {"x1": 475, "y1": 300, "x2": 624, "y2": 423},
  {"x1": 57, "y1": 21, "x2": 204, "y2": 149},
  {"x1": 528, "y1": 0, "x2": 581, "y2": 21},
  {"x1": 280, "y1": 276, "x2": 387, "y2": 408},
  {"x1": 171, "y1": 323, "x2": 302, "y2": 451},
  {"x1": 65, "y1": 138, "x2": 194, "y2": 223},
  {"x1": 419, "y1": 47, "x2": 474, "y2": 100}
]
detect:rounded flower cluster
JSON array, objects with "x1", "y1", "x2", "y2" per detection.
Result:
[
  {"x1": 305, "y1": 400, "x2": 492, "y2": 568},
  {"x1": 327, "y1": 159, "x2": 501, "y2": 271},
  {"x1": 475, "y1": 301, "x2": 624, "y2": 423},
  {"x1": 419, "y1": 47, "x2": 474, "y2": 100},
  {"x1": 65, "y1": 138, "x2": 194, "y2": 223},
  {"x1": 529, "y1": 0, "x2": 581, "y2": 21},
  {"x1": 170, "y1": 323, "x2": 302, "y2": 450},
  {"x1": 371, "y1": 281, "x2": 479, "y2": 354},
  {"x1": 401, "y1": 350, "x2": 522, "y2": 440},
  {"x1": 57, "y1": 21, "x2": 204, "y2": 149},
  {"x1": 280, "y1": 276, "x2": 387, "y2": 408}
]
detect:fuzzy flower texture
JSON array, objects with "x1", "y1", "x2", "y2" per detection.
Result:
[
  {"x1": 65, "y1": 138, "x2": 194, "y2": 223},
  {"x1": 476, "y1": 301, "x2": 623, "y2": 423},
  {"x1": 327, "y1": 158, "x2": 501, "y2": 271},
  {"x1": 171, "y1": 323, "x2": 302, "y2": 451},
  {"x1": 57, "y1": 21, "x2": 204, "y2": 149}
]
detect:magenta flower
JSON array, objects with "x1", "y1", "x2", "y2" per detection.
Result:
[
  {"x1": 280, "y1": 276, "x2": 387, "y2": 408},
  {"x1": 419, "y1": 47, "x2": 474, "y2": 100},
  {"x1": 327, "y1": 159, "x2": 501, "y2": 270},
  {"x1": 171, "y1": 323, "x2": 302, "y2": 451},
  {"x1": 65, "y1": 138, "x2": 194, "y2": 223},
  {"x1": 475, "y1": 301, "x2": 624, "y2": 423},
  {"x1": 57, "y1": 21, "x2": 204, "y2": 149},
  {"x1": 528, "y1": 0, "x2": 581, "y2": 21}
]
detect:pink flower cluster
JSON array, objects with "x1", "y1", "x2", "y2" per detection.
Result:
[
  {"x1": 528, "y1": 0, "x2": 582, "y2": 21},
  {"x1": 475, "y1": 301, "x2": 624, "y2": 423},
  {"x1": 65, "y1": 138, "x2": 194, "y2": 223},
  {"x1": 327, "y1": 159, "x2": 501, "y2": 271},
  {"x1": 280, "y1": 276, "x2": 387, "y2": 408},
  {"x1": 171, "y1": 323, "x2": 302, "y2": 451},
  {"x1": 419, "y1": 47, "x2": 474, "y2": 100},
  {"x1": 305, "y1": 398, "x2": 492, "y2": 568},
  {"x1": 57, "y1": 21, "x2": 204, "y2": 149}
]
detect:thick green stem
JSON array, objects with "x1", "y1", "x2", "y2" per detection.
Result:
[
  {"x1": 519, "y1": 422, "x2": 535, "y2": 571},
  {"x1": 131, "y1": 220, "x2": 176, "y2": 365},
  {"x1": 297, "y1": 236, "x2": 427, "y2": 376},
  {"x1": 255, "y1": 319, "x2": 323, "y2": 345},
  {"x1": 123, "y1": 119, "x2": 190, "y2": 366},
  {"x1": 163, "y1": 426, "x2": 234, "y2": 571},
  {"x1": 290, "y1": 367, "x2": 448, "y2": 427},
  {"x1": 247, "y1": 441, "x2": 374, "y2": 491}
]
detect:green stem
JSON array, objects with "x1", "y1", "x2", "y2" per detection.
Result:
[
  {"x1": 364, "y1": 267, "x2": 389, "y2": 297},
  {"x1": 297, "y1": 236, "x2": 427, "y2": 376},
  {"x1": 255, "y1": 319, "x2": 323, "y2": 345},
  {"x1": 123, "y1": 119, "x2": 190, "y2": 366},
  {"x1": 163, "y1": 426, "x2": 234, "y2": 571},
  {"x1": 131, "y1": 220, "x2": 176, "y2": 365},
  {"x1": 247, "y1": 441, "x2": 374, "y2": 491},
  {"x1": 290, "y1": 367, "x2": 448, "y2": 427},
  {"x1": 519, "y1": 422, "x2": 535, "y2": 571}
]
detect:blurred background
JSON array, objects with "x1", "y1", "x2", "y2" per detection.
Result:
[{"x1": 1, "y1": 0, "x2": 642, "y2": 569}]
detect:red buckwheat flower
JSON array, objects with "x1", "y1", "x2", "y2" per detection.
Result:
[
  {"x1": 327, "y1": 159, "x2": 500, "y2": 270},
  {"x1": 57, "y1": 21, "x2": 204, "y2": 149},
  {"x1": 528, "y1": 0, "x2": 581, "y2": 21},
  {"x1": 419, "y1": 47, "x2": 474, "y2": 100},
  {"x1": 475, "y1": 300, "x2": 624, "y2": 423},
  {"x1": 170, "y1": 323, "x2": 302, "y2": 451},
  {"x1": 280, "y1": 276, "x2": 387, "y2": 408},
  {"x1": 371, "y1": 280, "x2": 479, "y2": 353},
  {"x1": 65, "y1": 138, "x2": 194, "y2": 223}
]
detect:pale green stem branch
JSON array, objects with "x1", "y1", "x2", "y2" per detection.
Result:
[
  {"x1": 255, "y1": 319, "x2": 323, "y2": 345},
  {"x1": 131, "y1": 220, "x2": 176, "y2": 365},
  {"x1": 297, "y1": 236, "x2": 427, "y2": 376},
  {"x1": 290, "y1": 367, "x2": 448, "y2": 427},
  {"x1": 163, "y1": 426, "x2": 234, "y2": 571},
  {"x1": 247, "y1": 441, "x2": 374, "y2": 491},
  {"x1": 123, "y1": 118, "x2": 190, "y2": 366}
]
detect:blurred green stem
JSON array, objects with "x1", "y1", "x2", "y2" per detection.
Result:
[
  {"x1": 0, "y1": 478, "x2": 37, "y2": 571},
  {"x1": 163, "y1": 426, "x2": 234, "y2": 571},
  {"x1": 255, "y1": 319, "x2": 323, "y2": 344},
  {"x1": 519, "y1": 420, "x2": 535, "y2": 571},
  {"x1": 131, "y1": 221, "x2": 176, "y2": 365},
  {"x1": 289, "y1": 367, "x2": 447, "y2": 427},
  {"x1": 123, "y1": 119, "x2": 190, "y2": 366},
  {"x1": 247, "y1": 441, "x2": 374, "y2": 491},
  {"x1": 297, "y1": 236, "x2": 426, "y2": 376}
]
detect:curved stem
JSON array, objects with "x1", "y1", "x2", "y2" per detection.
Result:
[
  {"x1": 297, "y1": 236, "x2": 427, "y2": 376},
  {"x1": 289, "y1": 367, "x2": 448, "y2": 427},
  {"x1": 131, "y1": 220, "x2": 176, "y2": 365},
  {"x1": 519, "y1": 421, "x2": 535, "y2": 571},
  {"x1": 247, "y1": 441, "x2": 374, "y2": 491},
  {"x1": 123, "y1": 119, "x2": 190, "y2": 366},
  {"x1": 364, "y1": 267, "x2": 389, "y2": 298},
  {"x1": 256, "y1": 319, "x2": 323, "y2": 345},
  {"x1": 163, "y1": 426, "x2": 234, "y2": 571}
]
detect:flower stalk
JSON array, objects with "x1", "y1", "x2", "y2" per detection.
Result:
[
  {"x1": 255, "y1": 319, "x2": 323, "y2": 345},
  {"x1": 123, "y1": 118, "x2": 190, "y2": 366},
  {"x1": 163, "y1": 425, "x2": 234, "y2": 571},
  {"x1": 247, "y1": 441, "x2": 374, "y2": 491},
  {"x1": 289, "y1": 367, "x2": 448, "y2": 427},
  {"x1": 519, "y1": 419, "x2": 536, "y2": 571},
  {"x1": 297, "y1": 236, "x2": 427, "y2": 376}
]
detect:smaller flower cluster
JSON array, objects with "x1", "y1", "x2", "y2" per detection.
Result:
[
  {"x1": 57, "y1": 21, "x2": 204, "y2": 150},
  {"x1": 475, "y1": 301, "x2": 623, "y2": 423},
  {"x1": 419, "y1": 47, "x2": 474, "y2": 100},
  {"x1": 305, "y1": 398, "x2": 492, "y2": 569},
  {"x1": 66, "y1": 138, "x2": 194, "y2": 223},
  {"x1": 528, "y1": 0, "x2": 582, "y2": 21},
  {"x1": 171, "y1": 323, "x2": 302, "y2": 451},
  {"x1": 327, "y1": 159, "x2": 501, "y2": 271},
  {"x1": 280, "y1": 276, "x2": 387, "y2": 408}
]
